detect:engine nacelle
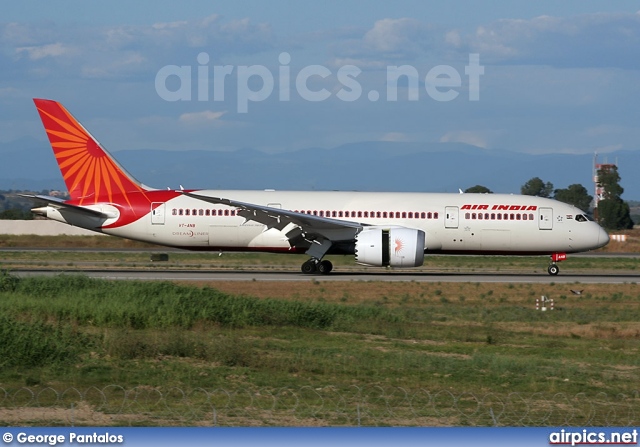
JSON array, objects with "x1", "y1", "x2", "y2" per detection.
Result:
[{"x1": 355, "y1": 227, "x2": 425, "y2": 268}]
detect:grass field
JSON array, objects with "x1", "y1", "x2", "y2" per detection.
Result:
[
  {"x1": 0, "y1": 272, "x2": 638, "y2": 425},
  {"x1": 0, "y1": 231, "x2": 639, "y2": 425}
]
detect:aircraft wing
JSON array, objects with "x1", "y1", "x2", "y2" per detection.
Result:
[
  {"x1": 182, "y1": 191, "x2": 364, "y2": 258},
  {"x1": 19, "y1": 194, "x2": 114, "y2": 218}
]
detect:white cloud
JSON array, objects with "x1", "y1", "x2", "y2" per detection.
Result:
[
  {"x1": 2, "y1": 15, "x2": 275, "y2": 81},
  {"x1": 0, "y1": 87, "x2": 20, "y2": 97},
  {"x1": 16, "y1": 42, "x2": 73, "y2": 60},
  {"x1": 330, "y1": 17, "x2": 440, "y2": 67},
  {"x1": 439, "y1": 131, "x2": 489, "y2": 148},
  {"x1": 179, "y1": 110, "x2": 227, "y2": 124},
  {"x1": 463, "y1": 12, "x2": 640, "y2": 69},
  {"x1": 80, "y1": 52, "x2": 147, "y2": 79},
  {"x1": 152, "y1": 20, "x2": 189, "y2": 30},
  {"x1": 327, "y1": 57, "x2": 386, "y2": 70},
  {"x1": 362, "y1": 18, "x2": 424, "y2": 54},
  {"x1": 379, "y1": 132, "x2": 412, "y2": 142}
]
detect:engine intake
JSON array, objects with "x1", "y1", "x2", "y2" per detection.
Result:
[{"x1": 355, "y1": 227, "x2": 425, "y2": 268}]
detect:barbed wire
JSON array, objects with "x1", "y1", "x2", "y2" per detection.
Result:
[{"x1": 0, "y1": 386, "x2": 638, "y2": 427}]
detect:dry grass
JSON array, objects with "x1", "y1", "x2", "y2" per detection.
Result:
[{"x1": 193, "y1": 280, "x2": 640, "y2": 308}]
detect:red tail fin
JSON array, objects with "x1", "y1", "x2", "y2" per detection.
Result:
[{"x1": 33, "y1": 99, "x2": 148, "y2": 205}]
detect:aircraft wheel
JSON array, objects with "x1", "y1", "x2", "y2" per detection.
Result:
[
  {"x1": 301, "y1": 259, "x2": 318, "y2": 274},
  {"x1": 548, "y1": 264, "x2": 559, "y2": 276},
  {"x1": 318, "y1": 260, "x2": 333, "y2": 274}
]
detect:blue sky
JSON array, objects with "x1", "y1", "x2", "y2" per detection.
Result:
[{"x1": 2, "y1": 1, "x2": 640, "y2": 157}]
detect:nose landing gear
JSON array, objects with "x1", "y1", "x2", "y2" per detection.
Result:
[{"x1": 548, "y1": 252, "x2": 567, "y2": 276}]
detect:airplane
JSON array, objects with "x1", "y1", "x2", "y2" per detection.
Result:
[{"x1": 24, "y1": 98, "x2": 609, "y2": 276}]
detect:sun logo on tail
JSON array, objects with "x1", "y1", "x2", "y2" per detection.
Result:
[{"x1": 34, "y1": 99, "x2": 146, "y2": 207}]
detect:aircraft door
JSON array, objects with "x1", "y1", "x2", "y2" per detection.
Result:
[
  {"x1": 444, "y1": 206, "x2": 459, "y2": 229},
  {"x1": 538, "y1": 207, "x2": 553, "y2": 230},
  {"x1": 151, "y1": 203, "x2": 165, "y2": 225}
]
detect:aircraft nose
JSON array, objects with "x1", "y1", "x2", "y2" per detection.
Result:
[{"x1": 598, "y1": 226, "x2": 609, "y2": 248}]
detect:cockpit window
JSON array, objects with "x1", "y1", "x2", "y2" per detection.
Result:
[{"x1": 575, "y1": 214, "x2": 589, "y2": 222}]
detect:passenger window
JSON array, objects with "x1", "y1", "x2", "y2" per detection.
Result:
[
  {"x1": 465, "y1": 213, "x2": 470, "y2": 219},
  {"x1": 172, "y1": 209, "x2": 177, "y2": 216},
  {"x1": 199, "y1": 209, "x2": 204, "y2": 216},
  {"x1": 185, "y1": 209, "x2": 190, "y2": 216},
  {"x1": 338, "y1": 211, "x2": 343, "y2": 217},
  {"x1": 491, "y1": 213, "x2": 495, "y2": 220},
  {"x1": 434, "y1": 212, "x2": 438, "y2": 219},
  {"x1": 332, "y1": 211, "x2": 337, "y2": 217},
  {"x1": 363, "y1": 211, "x2": 368, "y2": 218}
]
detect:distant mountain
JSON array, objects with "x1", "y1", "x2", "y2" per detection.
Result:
[{"x1": 1, "y1": 138, "x2": 638, "y2": 200}]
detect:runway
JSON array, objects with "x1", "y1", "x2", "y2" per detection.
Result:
[{"x1": 10, "y1": 268, "x2": 639, "y2": 284}]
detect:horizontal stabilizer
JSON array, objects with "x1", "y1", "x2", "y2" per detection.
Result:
[{"x1": 19, "y1": 194, "x2": 114, "y2": 218}]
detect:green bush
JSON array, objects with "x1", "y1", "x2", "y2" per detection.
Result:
[
  {"x1": 0, "y1": 316, "x2": 88, "y2": 368},
  {"x1": 0, "y1": 270, "x2": 19, "y2": 292}
]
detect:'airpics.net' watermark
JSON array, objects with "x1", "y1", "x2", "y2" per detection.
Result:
[{"x1": 155, "y1": 53, "x2": 484, "y2": 113}]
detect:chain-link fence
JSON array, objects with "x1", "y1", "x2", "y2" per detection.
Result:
[{"x1": 1, "y1": 386, "x2": 638, "y2": 427}]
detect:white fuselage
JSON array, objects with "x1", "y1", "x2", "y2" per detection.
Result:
[{"x1": 66, "y1": 190, "x2": 607, "y2": 256}]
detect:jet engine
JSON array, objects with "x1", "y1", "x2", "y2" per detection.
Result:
[{"x1": 355, "y1": 227, "x2": 425, "y2": 267}]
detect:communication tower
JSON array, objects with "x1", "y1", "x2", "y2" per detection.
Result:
[{"x1": 593, "y1": 153, "x2": 617, "y2": 218}]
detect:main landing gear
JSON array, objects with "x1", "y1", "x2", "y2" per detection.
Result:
[
  {"x1": 548, "y1": 252, "x2": 567, "y2": 276},
  {"x1": 301, "y1": 259, "x2": 333, "y2": 275}
]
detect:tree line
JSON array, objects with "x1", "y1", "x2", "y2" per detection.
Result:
[{"x1": 464, "y1": 165, "x2": 634, "y2": 231}]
